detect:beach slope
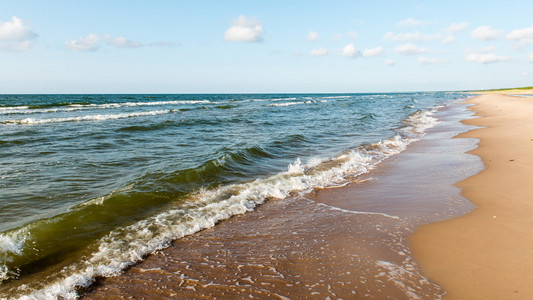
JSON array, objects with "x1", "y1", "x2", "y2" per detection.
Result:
[{"x1": 411, "y1": 94, "x2": 533, "y2": 299}]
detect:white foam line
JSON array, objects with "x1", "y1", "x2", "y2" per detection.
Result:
[
  {"x1": 321, "y1": 96, "x2": 351, "y2": 99},
  {"x1": 2, "y1": 110, "x2": 173, "y2": 125},
  {"x1": 314, "y1": 202, "x2": 400, "y2": 220},
  {"x1": 0, "y1": 100, "x2": 212, "y2": 115},
  {"x1": 251, "y1": 97, "x2": 297, "y2": 102},
  {"x1": 0, "y1": 106, "x2": 29, "y2": 113},
  {"x1": 267, "y1": 101, "x2": 314, "y2": 107},
  {"x1": 118, "y1": 100, "x2": 212, "y2": 107}
]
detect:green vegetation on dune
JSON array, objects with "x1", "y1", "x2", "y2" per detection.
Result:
[
  {"x1": 485, "y1": 86, "x2": 533, "y2": 92},
  {"x1": 466, "y1": 86, "x2": 533, "y2": 93}
]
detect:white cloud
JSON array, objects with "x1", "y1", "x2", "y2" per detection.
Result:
[
  {"x1": 465, "y1": 47, "x2": 511, "y2": 64},
  {"x1": 397, "y1": 18, "x2": 430, "y2": 27},
  {"x1": 394, "y1": 43, "x2": 428, "y2": 55},
  {"x1": 507, "y1": 25, "x2": 533, "y2": 48},
  {"x1": 528, "y1": 53, "x2": 533, "y2": 63},
  {"x1": 0, "y1": 16, "x2": 38, "y2": 52},
  {"x1": 418, "y1": 57, "x2": 448, "y2": 64},
  {"x1": 362, "y1": 46, "x2": 384, "y2": 57},
  {"x1": 310, "y1": 48, "x2": 328, "y2": 56},
  {"x1": 471, "y1": 25, "x2": 502, "y2": 41},
  {"x1": 307, "y1": 31, "x2": 319, "y2": 41},
  {"x1": 224, "y1": 15, "x2": 264, "y2": 42},
  {"x1": 341, "y1": 43, "x2": 359, "y2": 58},
  {"x1": 384, "y1": 59, "x2": 395, "y2": 66},
  {"x1": 442, "y1": 36, "x2": 455, "y2": 44},
  {"x1": 442, "y1": 22, "x2": 469, "y2": 43},
  {"x1": 65, "y1": 33, "x2": 101, "y2": 51},
  {"x1": 383, "y1": 31, "x2": 440, "y2": 42},
  {"x1": 294, "y1": 50, "x2": 303, "y2": 56},
  {"x1": 465, "y1": 53, "x2": 511, "y2": 63},
  {"x1": 466, "y1": 46, "x2": 496, "y2": 54},
  {"x1": 447, "y1": 22, "x2": 469, "y2": 34},
  {"x1": 66, "y1": 34, "x2": 161, "y2": 51},
  {"x1": 522, "y1": 71, "x2": 529, "y2": 76},
  {"x1": 107, "y1": 36, "x2": 142, "y2": 48}
]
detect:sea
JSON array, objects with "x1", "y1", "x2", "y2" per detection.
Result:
[{"x1": 0, "y1": 92, "x2": 469, "y2": 299}]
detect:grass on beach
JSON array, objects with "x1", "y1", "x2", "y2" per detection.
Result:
[{"x1": 467, "y1": 86, "x2": 533, "y2": 94}]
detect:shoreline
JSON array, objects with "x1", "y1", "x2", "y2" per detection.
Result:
[
  {"x1": 82, "y1": 98, "x2": 482, "y2": 299},
  {"x1": 411, "y1": 94, "x2": 533, "y2": 299}
]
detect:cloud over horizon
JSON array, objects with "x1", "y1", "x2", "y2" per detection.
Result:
[
  {"x1": 0, "y1": 16, "x2": 38, "y2": 52},
  {"x1": 107, "y1": 36, "x2": 143, "y2": 48},
  {"x1": 310, "y1": 48, "x2": 328, "y2": 56},
  {"x1": 394, "y1": 43, "x2": 428, "y2": 55},
  {"x1": 465, "y1": 47, "x2": 511, "y2": 64},
  {"x1": 397, "y1": 18, "x2": 430, "y2": 27},
  {"x1": 384, "y1": 59, "x2": 395, "y2": 66},
  {"x1": 362, "y1": 46, "x2": 384, "y2": 57},
  {"x1": 442, "y1": 22, "x2": 469, "y2": 43},
  {"x1": 341, "y1": 43, "x2": 359, "y2": 58},
  {"x1": 471, "y1": 25, "x2": 502, "y2": 41},
  {"x1": 224, "y1": 15, "x2": 264, "y2": 42},
  {"x1": 65, "y1": 33, "x2": 100, "y2": 51},
  {"x1": 447, "y1": 22, "x2": 469, "y2": 34},
  {"x1": 65, "y1": 34, "x2": 165, "y2": 51},
  {"x1": 383, "y1": 31, "x2": 440, "y2": 42},
  {"x1": 307, "y1": 31, "x2": 319, "y2": 42},
  {"x1": 507, "y1": 24, "x2": 533, "y2": 48}
]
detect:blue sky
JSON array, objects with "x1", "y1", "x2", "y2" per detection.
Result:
[{"x1": 1, "y1": 0, "x2": 532, "y2": 93}]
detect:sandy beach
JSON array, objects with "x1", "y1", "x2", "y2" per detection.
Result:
[{"x1": 411, "y1": 93, "x2": 533, "y2": 299}]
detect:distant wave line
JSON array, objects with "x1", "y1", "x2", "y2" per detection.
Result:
[
  {"x1": 0, "y1": 100, "x2": 213, "y2": 115},
  {"x1": 2, "y1": 110, "x2": 175, "y2": 125}
]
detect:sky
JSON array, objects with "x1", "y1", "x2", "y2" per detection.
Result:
[{"x1": 1, "y1": 0, "x2": 533, "y2": 93}]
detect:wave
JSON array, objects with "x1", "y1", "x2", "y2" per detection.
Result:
[
  {"x1": 1, "y1": 107, "x2": 441, "y2": 299},
  {"x1": 250, "y1": 97, "x2": 298, "y2": 102},
  {"x1": 0, "y1": 145, "x2": 279, "y2": 286},
  {"x1": 0, "y1": 106, "x2": 29, "y2": 111},
  {"x1": 400, "y1": 109, "x2": 439, "y2": 136},
  {"x1": 320, "y1": 96, "x2": 352, "y2": 99},
  {"x1": 266, "y1": 100, "x2": 320, "y2": 107},
  {"x1": 2, "y1": 110, "x2": 175, "y2": 125},
  {"x1": 0, "y1": 100, "x2": 212, "y2": 115}
]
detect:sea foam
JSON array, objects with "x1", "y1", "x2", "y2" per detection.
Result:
[
  {"x1": 0, "y1": 100, "x2": 211, "y2": 115},
  {"x1": 2, "y1": 110, "x2": 174, "y2": 125}
]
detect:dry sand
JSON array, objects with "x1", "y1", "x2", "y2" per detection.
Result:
[{"x1": 411, "y1": 94, "x2": 533, "y2": 299}]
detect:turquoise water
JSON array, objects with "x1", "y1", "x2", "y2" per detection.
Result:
[{"x1": 0, "y1": 93, "x2": 466, "y2": 298}]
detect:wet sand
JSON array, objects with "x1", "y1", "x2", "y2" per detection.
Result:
[
  {"x1": 82, "y1": 101, "x2": 482, "y2": 299},
  {"x1": 411, "y1": 94, "x2": 533, "y2": 299}
]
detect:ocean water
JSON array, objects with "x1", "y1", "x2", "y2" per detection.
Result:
[{"x1": 0, "y1": 93, "x2": 467, "y2": 298}]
